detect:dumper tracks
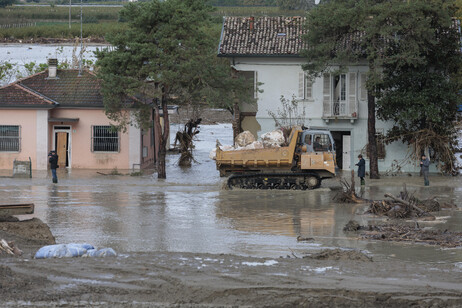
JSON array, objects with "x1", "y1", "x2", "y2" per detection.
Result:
[{"x1": 227, "y1": 172, "x2": 321, "y2": 190}]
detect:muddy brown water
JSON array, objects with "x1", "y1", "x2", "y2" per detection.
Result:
[{"x1": 0, "y1": 124, "x2": 461, "y2": 265}]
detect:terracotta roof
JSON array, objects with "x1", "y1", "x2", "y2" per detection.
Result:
[
  {"x1": 19, "y1": 70, "x2": 105, "y2": 107},
  {"x1": 0, "y1": 69, "x2": 138, "y2": 109},
  {"x1": 219, "y1": 17, "x2": 461, "y2": 58},
  {"x1": 0, "y1": 83, "x2": 55, "y2": 108},
  {"x1": 218, "y1": 16, "x2": 307, "y2": 57}
]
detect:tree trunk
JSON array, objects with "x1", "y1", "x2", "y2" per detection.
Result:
[
  {"x1": 154, "y1": 91, "x2": 170, "y2": 179},
  {"x1": 367, "y1": 90, "x2": 379, "y2": 179},
  {"x1": 232, "y1": 101, "x2": 242, "y2": 146}
]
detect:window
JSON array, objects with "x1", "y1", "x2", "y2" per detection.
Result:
[
  {"x1": 333, "y1": 74, "x2": 347, "y2": 116},
  {"x1": 0, "y1": 125, "x2": 20, "y2": 152},
  {"x1": 313, "y1": 134, "x2": 332, "y2": 152},
  {"x1": 92, "y1": 125, "x2": 119, "y2": 152},
  {"x1": 299, "y1": 72, "x2": 313, "y2": 100},
  {"x1": 239, "y1": 70, "x2": 257, "y2": 99}
]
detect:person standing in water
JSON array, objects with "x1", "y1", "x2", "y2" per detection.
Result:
[
  {"x1": 48, "y1": 150, "x2": 59, "y2": 183},
  {"x1": 356, "y1": 154, "x2": 366, "y2": 186}
]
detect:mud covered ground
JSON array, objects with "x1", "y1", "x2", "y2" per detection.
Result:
[{"x1": 1, "y1": 218, "x2": 462, "y2": 307}]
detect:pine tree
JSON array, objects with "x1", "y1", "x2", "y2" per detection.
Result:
[
  {"x1": 96, "y1": 0, "x2": 251, "y2": 178},
  {"x1": 302, "y1": 0, "x2": 461, "y2": 175}
]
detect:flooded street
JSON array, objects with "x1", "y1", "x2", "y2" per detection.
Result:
[
  {"x1": 1, "y1": 123, "x2": 462, "y2": 307},
  {"x1": 0, "y1": 124, "x2": 461, "y2": 265}
]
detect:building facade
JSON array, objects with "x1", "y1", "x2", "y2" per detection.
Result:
[
  {"x1": 218, "y1": 16, "x2": 423, "y2": 173},
  {"x1": 0, "y1": 61, "x2": 158, "y2": 171}
]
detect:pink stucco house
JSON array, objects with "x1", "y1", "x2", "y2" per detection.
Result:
[{"x1": 0, "y1": 60, "x2": 160, "y2": 171}]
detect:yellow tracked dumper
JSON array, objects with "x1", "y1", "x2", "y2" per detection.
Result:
[{"x1": 216, "y1": 127, "x2": 337, "y2": 190}]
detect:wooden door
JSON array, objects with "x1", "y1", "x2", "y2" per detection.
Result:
[{"x1": 56, "y1": 132, "x2": 67, "y2": 166}]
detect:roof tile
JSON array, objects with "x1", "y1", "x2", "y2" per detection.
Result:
[
  {"x1": 20, "y1": 70, "x2": 105, "y2": 107},
  {"x1": 219, "y1": 16, "x2": 307, "y2": 57},
  {"x1": 0, "y1": 84, "x2": 54, "y2": 107}
]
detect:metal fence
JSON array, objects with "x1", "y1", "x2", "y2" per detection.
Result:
[
  {"x1": 0, "y1": 125, "x2": 20, "y2": 152},
  {"x1": 92, "y1": 125, "x2": 119, "y2": 152}
]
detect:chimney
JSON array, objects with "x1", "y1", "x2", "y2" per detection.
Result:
[{"x1": 48, "y1": 58, "x2": 58, "y2": 79}]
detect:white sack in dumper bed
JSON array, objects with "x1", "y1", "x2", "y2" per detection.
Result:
[
  {"x1": 209, "y1": 141, "x2": 264, "y2": 160},
  {"x1": 209, "y1": 145, "x2": 234, "y2": 160},
  {"x1": 234, "y1": 131, "x2": 256, "y2": 147},
  {"x1": 34, "y1": 243, "x2": 117, "y2": 259},
  {"x1": 261, "y1": 129, "x2": 285, "y2": 148},
  {"x1": 235, "y1": 141, "x2": 264, "y2": 151}
]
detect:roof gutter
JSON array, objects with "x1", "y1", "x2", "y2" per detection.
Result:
[
  {"x1": 217, "y1": 16, "x2": 226, "y2": 56},
  {"x1": 0, "y1": 105, "x2": 56, "y2": 110}
]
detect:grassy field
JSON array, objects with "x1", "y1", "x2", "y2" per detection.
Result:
[
  {"x1": 0, "y1": 5, "x2": 304, "y2": 41},
  {"x1": 0, "y1": 22, "x2": 126, "y2": 40}
]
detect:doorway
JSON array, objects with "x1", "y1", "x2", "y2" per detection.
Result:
[
  {"x1": 53, "y1": 126, "x2": 71, "y2": 168},
  {"x1": 331, "y1": 131, "x2": 351, "y2": 170}
]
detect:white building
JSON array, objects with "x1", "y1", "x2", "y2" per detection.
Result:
[{"x1": 218, "y1": 16, "x2": 422, "y2": 173}]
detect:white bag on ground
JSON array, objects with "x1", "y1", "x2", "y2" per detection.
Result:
[
  {"x1": 34, "y1": 243, "x2": 94, "y2": 259},
  {"x1": 83, "y1": 248, "x2": 117, "y2": 257},
  {"x1": 235, "y1": 131, "x2": 256, "y2": 147}
]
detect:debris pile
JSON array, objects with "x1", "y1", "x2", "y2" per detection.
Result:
[
  {"x1": 210, "y1": 129, "x2": 285, "y2": 160},
  {"x1": 365, "y1": 185, "x2": 456, "y2": 219},
  {"x1": 175, "y1": 118, "x2": 201, "y2": 166},
  {"x1": 334, "y1": 171, "x2": 367, "y2": 203},
  {"x1": 335, "y1": 173, "x2": 456, "y2": 220},
  {"x1": 302, "y1": 248, "x2": 372, "y2": 262},
  {"x1": 0, "y1": 239, "x2": 22, "y2": 256},
  {"x1": 358, "y1": 224, "x2": 462, "y2": 248}
]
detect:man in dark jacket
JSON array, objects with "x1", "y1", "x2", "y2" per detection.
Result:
[
  {"x1": 420, "y1": 154, "x2": 430, "y2": 186},
  {"x1": 356, "y1": 154, "x2": 366, "y2": 186},
  {"x1": 48, "y1": 150, "x2": 59, "y2": 183}
]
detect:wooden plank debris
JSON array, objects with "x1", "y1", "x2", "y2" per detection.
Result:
[{"x1": 0, "y1": 203, "x2": 34, "y2": 216}]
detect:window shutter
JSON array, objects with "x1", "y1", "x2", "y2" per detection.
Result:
[
  {"x1": 305, "y1": 77, "x2": 312, "y2": 99},
  {"x1": 349, "y1": 72, "x2": 357, "y2": 115},
  {"x1": 323, "y1": 74, "x2": 331, "y2": 116},
  {"x1": 298, "y1": 72, "x2": 305, "y2": 99},
  {"x1": 360, "y1": 73, "x2": 367, "y2": 101}
]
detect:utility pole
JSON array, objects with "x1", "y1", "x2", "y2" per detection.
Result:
[
  {"x1": 69, "y1": 0, "x2": 71, "y2": 29},
  {"x1": 78, "y1": 0, "x2": 83, "y2": 76}
]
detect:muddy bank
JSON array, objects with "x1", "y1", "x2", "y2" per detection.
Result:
[
  {"x1": 0, "y1": 219, "x2": 461, "y2": 307},
  {"x1": 2, "y1": 249, "x2": 462, "y2": 307},
  {"x1": 0, "y1": 217, "x2": 55, "y2": 258},
  {"x1": 303, "y1": 248, "x2": 373, "y2": 262}
]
